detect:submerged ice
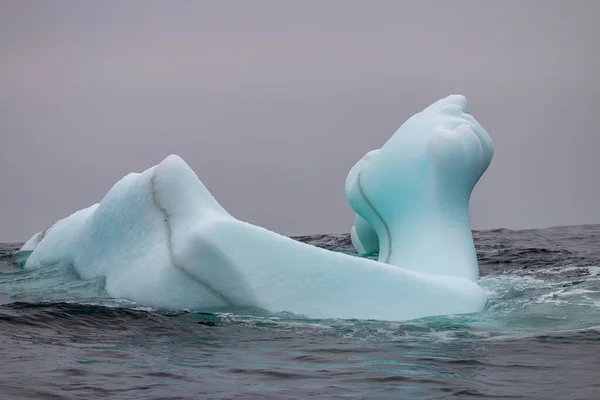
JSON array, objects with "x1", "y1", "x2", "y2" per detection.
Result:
[{"x1": 18, "y1": 95, "x2": 493, "y2": 322}]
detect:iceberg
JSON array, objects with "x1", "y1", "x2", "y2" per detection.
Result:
[
  {"x1": 347, "y1": 95, "x2": 493, "y2": 282},
  {"x1": 18, "y1": 94, "x2": 492, "y2": 322}
]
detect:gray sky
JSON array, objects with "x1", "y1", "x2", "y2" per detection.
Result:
[{"x1": 1, "y1": 0, "x2": 599, "y2": 242}]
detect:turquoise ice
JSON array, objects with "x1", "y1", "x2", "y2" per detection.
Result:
[
  {"x1": 347, "y1": 95, "x2": 493, "y2": 282},
  {"x1": 19, "y1": 95, "x2": 492, "y2": 321}
]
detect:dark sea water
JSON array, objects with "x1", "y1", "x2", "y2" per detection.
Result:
[{"x1": 1, "y1": 225, "x2": 599, "y2": 399}]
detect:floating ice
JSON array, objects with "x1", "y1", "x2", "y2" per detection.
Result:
[
  {"x1": 19, "y1": 95, "x2": 492, "y2": 322},
  {"x1": 348, "y1": 150, "x2": 381, "y2": 256},
  {"x1": 346, "y1": 95, "x2": 493, "y2": 282},
  {"x1": 350, "y1": 213, "x2": 379, "y2": 256}
]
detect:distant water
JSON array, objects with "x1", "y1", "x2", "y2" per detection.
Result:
[{"x1": 1, "y1": 225, "x2": 599, "y2": 399}]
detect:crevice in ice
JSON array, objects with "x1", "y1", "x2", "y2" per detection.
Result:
[
  {"x1": 150, "y1": 172, "x2": 234, "y2": 307},
  {"x1": 356, "y1": 171, "x2": 391, "y2": 263}
]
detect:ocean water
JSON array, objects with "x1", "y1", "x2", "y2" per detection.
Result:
[{"x1": 1, "y1": 225, "x2": 599, "y2": 399}]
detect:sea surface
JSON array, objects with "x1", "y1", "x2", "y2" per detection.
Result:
[{"x1": 1, "y1": 225, "x2": 599, "y2": 399}]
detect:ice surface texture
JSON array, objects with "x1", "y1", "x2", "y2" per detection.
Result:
[
  {"x1": 347, "y1": 95, "x2": 493, "y2": 282},
  {"x1": 19, "y1": 95, "x2": 492, "y2": 321}
]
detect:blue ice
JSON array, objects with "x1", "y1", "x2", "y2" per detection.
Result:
[
  {"x1": 347, "y1": 95, "x2": 493, "y2": 282},
  {"x1": 19, "y1": 95, "x2": 492, "y2": 322}
]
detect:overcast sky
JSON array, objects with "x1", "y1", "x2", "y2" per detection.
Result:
[{"x1": 1, "y1": 0, "x2": 599, "y2": 242}]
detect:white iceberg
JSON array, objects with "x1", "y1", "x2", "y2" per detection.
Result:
[{"x1": 19, "y1": 95, "x2": 492, "y2": 322}]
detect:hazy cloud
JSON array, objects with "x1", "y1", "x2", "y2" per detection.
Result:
[{"x1": 1, "y1": 0, "x2": 599, "y2": 241}]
